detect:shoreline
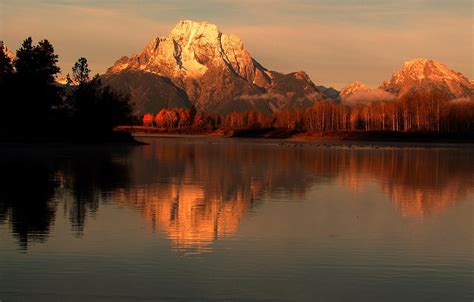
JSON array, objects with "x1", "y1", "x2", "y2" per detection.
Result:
[
  {"x1": 2, "y1": 128, "x2": 472, "y2": 149},
  {"x1": 118, "y1": 126, "x2": 474, "y2": 146},
  {"x1": 131, "y1": 135, "x2": 474, "y2": 149}
]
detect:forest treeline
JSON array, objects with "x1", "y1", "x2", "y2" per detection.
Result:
[
  {"x1": 142, "y1": 92, "x2": 473, "y2": 134},
  {"x1": 0, "y1": 38, "x2": 132, "y2": 141}
]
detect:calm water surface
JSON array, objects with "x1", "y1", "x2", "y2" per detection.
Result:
[{"x1": 0, "y1": 137, "x2": 473, "y2": 301}]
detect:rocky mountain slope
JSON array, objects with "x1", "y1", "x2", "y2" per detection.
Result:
[
  {"x1": 102, "y1": 70, "x2": 191, "y2": 114},
  {"x1": 380, "y1": 59, "x2": 473, "y2": 99},
  {"x1": 103, "y1": 20, "x2": 335, "y2": 115},
  {"x1": 339, "y1": 81, "x2": 370, "y2": 99},
  {"x1": 0, "y1": 41, "x2": 16, "y2": 61},
  {"x1": 339, "y1": 59, "x2": 473, "y2": 104}
]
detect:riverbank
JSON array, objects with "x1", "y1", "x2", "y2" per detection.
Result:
[{"x1": 116, "y1": 126, "x2": 474, "y2": 144}]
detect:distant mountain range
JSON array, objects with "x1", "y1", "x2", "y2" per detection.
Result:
[
  {"x1": 103, "y1": 20, "x2": 473, "y2": 115},
  {"x1": 340, "y1": 59, "x2": 473, "y2": 104},
  {"x1": 3, "y1": 21, "x2": 473, "y2": 116}
]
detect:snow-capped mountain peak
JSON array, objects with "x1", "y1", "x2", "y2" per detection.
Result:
[
  {"x1": 340, "y1": 81, "x2": 370, "y2": 98},
  {"x1": 108, "y1": 20, "x2": 256, "y2": 81},
  {"x1": 381, "y1": 58, "x2": 473, "y2": 98},
  {"x1": 0, "y1": 41, "x2": 16, "y2": 61},
  {"x1": 104, "y1": 20, "x2": 329, "y2": 114}
]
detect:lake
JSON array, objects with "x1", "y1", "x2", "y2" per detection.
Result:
[{"x1": 0, "y1": 137, "x2": 472, "y2": 301}]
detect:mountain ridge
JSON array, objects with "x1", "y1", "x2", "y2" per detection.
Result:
[
  {"x1": 104, "y1": 20, "x2": 335, "y2": 115},
  {"x1": 380, "y1": 58, "x2": 473, "y2": 99},
  {"x1": 339, "y1": 59, "x2": 473, "y2": 103},
  {"x1": 0, "y1": 41, "x2": 16, "y2": 61},
  {"x1": 101, "y1": 21, "x2": 472, "y2": 114}
]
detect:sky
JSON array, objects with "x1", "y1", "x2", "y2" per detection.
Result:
[{"x1": 1, "y1": 0, "x2": 472, "y2": 89}]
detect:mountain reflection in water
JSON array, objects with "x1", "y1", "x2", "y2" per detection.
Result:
[{"x1": 0, "y1": 139, "x2": 472, "y2": 252}]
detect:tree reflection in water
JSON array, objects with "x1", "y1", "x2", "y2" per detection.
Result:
[
  {"x1": 55, "y1": 149, "x2": 131, "y2": 236},
  {"x1": 0, "y1": 155, "x2": 58, "y2": 250},
  {"x1": 0, "y1": 146, "x2": 132, "y2": 247}
]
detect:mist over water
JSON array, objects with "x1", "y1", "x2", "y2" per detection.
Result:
[{"x1": 0, "y1": 138, "x2": 472, "y2": 301}]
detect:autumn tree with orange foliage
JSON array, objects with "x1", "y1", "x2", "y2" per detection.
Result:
[
  {"x1": 142, "y1": 113, "x2": 154, "y2": 127},
  {"x1": 154, "y1": 109, "x2": 178, "y2": 128}
]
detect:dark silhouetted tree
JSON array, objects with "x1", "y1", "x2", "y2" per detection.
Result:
[
  {"x1": 0, "y1": 45, "x2": 15, "y2": 131},
  {"x1": 10, "y1": 37, "x2": 61, "y2": 132},
  {"x1": 72, "y1": 57, "x2": 90, "y2": 85},
  {"x1": 68, "y1": 57, "x2": 132, "y2": 137}
]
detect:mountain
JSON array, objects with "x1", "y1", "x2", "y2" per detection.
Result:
[
  {"x1": 339, "y1": 59, "x2": 473, "y2": 105},
  {"x1": 0, "y1": 41, "x2": 16, "y2": 61},
  {"x1": 102, "y1": 70, "x2": 191, "y2": 114},
  {"x1": 339, "y1": 81, "x2": 370, "y2": 99},
  {"x1": 104, "y1": 20, "x2": 335, "y2": 115},
  {"x1": 316, "y1": 85, "x2": 340, "y2": 102},
  {"x1": 380, "y1": 59, "x2": 473, "y2": 99}
]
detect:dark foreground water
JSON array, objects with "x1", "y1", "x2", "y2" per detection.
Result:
[{"x1": 0, "y1": 137, "x2": 472, "y2": 301}]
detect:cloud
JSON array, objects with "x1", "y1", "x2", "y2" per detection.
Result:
[
  {"x1": 295, "y1": 92, "x2": 327, "y2": 104},
  {"x1": 343, "y1": 89, "x2": 397, "y2": 105},
  {"x1": 235, "y1": 92, "x2": 287, "y2": 103}
]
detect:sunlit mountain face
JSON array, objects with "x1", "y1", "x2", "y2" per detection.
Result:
[
  {"x1": 102, "y1": 20, "x2": 333, "y2": 115},
  {"x1": 0, "y1": 141, "x2": 472, "y2": 252}
]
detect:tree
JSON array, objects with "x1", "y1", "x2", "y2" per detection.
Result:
[
  {"x1": 143, "y1": 113, "x2": 153, "y2": 127},
  {"x1": 0, "y1": 45, "x2": 15, "y2": 130},
  {"x1": 155, "y1": 109, "x2": 178, "y2": 128},
  {"x1": 65, "y1": 74, "x2": 73, "y2": 86},
  {"x1": 1, "y1": 39, "x2": 136, "y2": 140},
  {"x1": 13, "y1": 37, "x2": 35, "y2": 77},
  {"x1": 178, "y1": 108, "x2": 191, "y2": 128},
  {"x1": 68, "y1": 70, "x2": 132, "y2": 136},
  {"x1": 15, "y1": 38, "x2": 60, "y2": 83},
  {"x1": 36, "y1": 39, "x2": 61, "y2": 83},
  {"x1": 72, "y1": 57, "x2": 90, "y2": 85},
  {"x1": 6, "y1": 37, "x2": 62, "y2": 133}
]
